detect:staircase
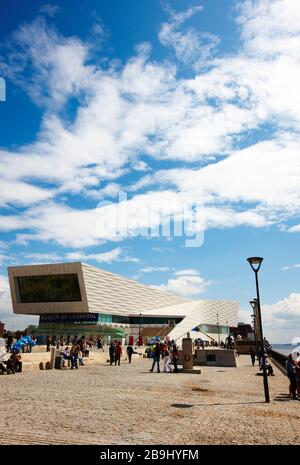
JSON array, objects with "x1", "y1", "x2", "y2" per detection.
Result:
[{"x1": 140, "y1": 326, "x2": 172, "y2": 339}]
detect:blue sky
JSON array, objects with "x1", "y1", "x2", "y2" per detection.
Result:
[{"x1": 1, "y1": 0, "x2": 300, "y2": 343}]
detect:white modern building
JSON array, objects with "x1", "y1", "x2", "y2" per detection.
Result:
[{"x1": 7, "y1": 262, "x2": 239, "y2": 344}]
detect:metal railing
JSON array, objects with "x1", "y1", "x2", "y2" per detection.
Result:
[{"x1": 268, "y1": 349, "x2": 287, "y2": 376}]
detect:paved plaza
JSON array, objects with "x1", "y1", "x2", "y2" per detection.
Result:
[{"x1": 0, "y1": 354, "x2": 299, "y2": 445}]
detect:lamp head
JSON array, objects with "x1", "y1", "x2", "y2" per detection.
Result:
[
  {"x1": 247, "y1": 256, "x2": 263, "y2": 272},
  {"x1": 249, "y1": 299, "x2": 257, "y2": 309}
]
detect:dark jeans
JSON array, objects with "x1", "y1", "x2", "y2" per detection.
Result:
[
  {"x1": 71, "y1": 355, "x2": 78, "y2": 369},
  {"x1": 173, "y1": 358, "x2": 178, "y2": 373},
  {"x1": 128, "y1": 354, "x2": 132, "y2": 364},
  {"x1": 251, "y1": 355, "x2": 255, "y2": 366},
  {"x1": 289, "y1": 375, "x2": 297, "y2": 399},
  {"x1": 110, "y1": 356, "x2": 114, "y2": 366},
  {"x1": 150, "y1": 355, "x2": 160, "y2": 372},
  {"x1": 63, "y1": 356, "x2": 71, "y2": 367},
  {"x1": 115, "y1": 354, "x2": 121, "y2": 365}
]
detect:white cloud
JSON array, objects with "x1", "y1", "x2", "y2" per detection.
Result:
[
  {"x1": 0, "y1": 275, "x2": 39, "y2": 331},
  {"x1": 261, "y1": 293, "x2": 300, "y2": 343},
  {"x1": 175, "y1": 269, "x2": 199, "y2": 276},
  {"x1": 281, "y1": 264, "x2": 300, "y2": 271},
  {"x1": 1, "y1": 0, "x2": 300, "y2": 246},
  {"x1": 65, "y1": 247, "x2": 139, "y2": 264},
  {"x1": 159, "y1": 4, "x2": 219, "y2": 68},
  {"x1": 152, "y1": 269, "x2": 210, "y2": 298},
  {"x1": 39, "y1": 4, "x2": 60, "y2": 18},
  {"x1": 140, "y1": 266, "x2": 171, "y2": 273},
  {"x1": 22, "y1": 253, "x2": 63, "y2": 264}
]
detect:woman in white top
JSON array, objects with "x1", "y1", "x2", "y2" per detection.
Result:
[{"x1": 163, "y1": 350, "x2": 172, "y2": 373}]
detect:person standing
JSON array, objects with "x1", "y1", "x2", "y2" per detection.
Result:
[
  {"x1": 98, "y1": 337, "x2": 104, "y2": 352},
  {"x1": 296, "y1": 359, "x2": 300, "y2": 398},
  {"x1": 115, "y1": 341, "x2": 122, "y2": 366},
  {"x1": 285, "y1": 354, "x2": 297, "y2": 400},
  {"x1": 46, "y1": 335, "x2": 51, "y2": 352},
  {"x1": 171, "y1": 342, "x2": 179, "y2": 373},
  {"x1": 70, "y1": 343, "x2": 79, "y2": 369},
  {"x1": 163, "y1": 350, "x2": 172, "y2": 372},
  {"x1": 109, "y1": 342, "x2": 115, "y2": 366},
  {"x1": 126, "y1": 344, "x2": 134, "y2": 364},
  {"x1": 250, "y1": 347, "x2": 256, "y2": 366},
  {"x1": 149, "y1": 343, "x2": 161, "y2": 373},
  {"x1": 6, "y1": 334, "x2": 13, "y2": 353}
]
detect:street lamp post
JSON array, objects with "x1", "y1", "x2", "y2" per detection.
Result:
[
  {"x1": 247, "y1": 257, "x2": 270, "y2": 403},
  {"x1": 250, "y1": 298, "x2": 259, "y2": 357},
  {"x1": 216, "y1": 313, "x2": 220, "y2": 346},
  {"x1": 138, "y1": 313, "x2": 142, "y2": 347}
]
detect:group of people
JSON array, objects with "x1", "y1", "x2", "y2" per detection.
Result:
[
  {"x1": 148, "y1": 340, "x2": 179, "y2": 373},
  {"x1": 62, "y1": 344, "x2": 87, "y2": 369},
  {"x1": 250, "y1": 347, "x2": 274, "y2": 375},
  {"x1": 0, "y1": 350, "x2": 22, "y2": 374},
  {"x1": 46, "y1": 334, "x2": 98, "y2": 353},
  {"x1": 286, "y1": 352, "x2": 300, "y2": 400},
  {"x1": 5, "y1": 333, "x2": 36, "y2": 353},
  {"x1": 108, "y1": 341, "x2": 141, "y2": 365}
]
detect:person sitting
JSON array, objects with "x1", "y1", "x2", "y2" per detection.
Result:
[
  {"x1": 260, "y1": 356, "x2": 274, "y2": 376},
  {"x1": 78, "y1": 350, "x2": 85, "y2": 366},
  {"x1": 70, "y1": 344, "x2": 79, "y2": 369},
  {"x1": 14, "y1": 351, "x2": 22, "y2": 372},
  {"x1": 62, "y1": 347, "x2": 71, "y2": 367},
  {"x1": 6, "y1": 351, "x2": 18, "y2": 374},
  {"x1": 0, "y1": 361, "x2": 7, "y2": 373}
]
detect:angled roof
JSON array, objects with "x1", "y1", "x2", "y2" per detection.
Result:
[
  {"x1": 164, "y1": 300, "x2": 239, "y2": 342},
  {"x1": 81, "y1": 263, "x2": 189, "y2": 315}
]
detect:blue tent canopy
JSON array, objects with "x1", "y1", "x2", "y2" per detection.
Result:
[{"x1": 12, "y1": 336, "x2": 36, "y2": 351}]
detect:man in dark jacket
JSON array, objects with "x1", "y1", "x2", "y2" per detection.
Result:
[
  {"x1": 126, "y1": 345, "x2": 140, "y2": 364},
  {"x1": 149, "y1": 343, "x2": 161, "y2": 373},
  {"x1": 286, "y1": 354, "x2": 297, "y2": 400},
  {"x1": 109, "y1": 342, "x2": 115, "y2": 366}
]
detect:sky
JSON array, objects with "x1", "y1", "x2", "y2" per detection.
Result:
[{"x1": 0, "y1": 0, "x2": 300, "y2": 343}]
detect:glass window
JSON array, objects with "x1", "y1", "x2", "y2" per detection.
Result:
[
  {"x1": 198, "y1": 324, "x2": 229, "y2": 334},
  {"x1": 16, "y1": 274, "x2": 82, "y2": 303}
]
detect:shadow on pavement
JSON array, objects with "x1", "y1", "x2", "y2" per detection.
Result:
[
  {"x1": 274, "y1": 394, "x2": 299, "y2": 402},
  {"x1": 171, "y1": 401, "x2": 265, "y2": 408}
]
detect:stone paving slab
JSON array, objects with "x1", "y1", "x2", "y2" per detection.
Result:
[{"x1": 0, "y1": 355, "x2": 299, "y2": 445}]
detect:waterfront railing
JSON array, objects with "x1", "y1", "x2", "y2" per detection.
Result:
[{"x1": 268, "y1": 349, "x2": 287, "y2": 376}]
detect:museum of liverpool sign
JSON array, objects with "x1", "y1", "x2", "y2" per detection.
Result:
[{"x1": 39, "y1": 313, "x2": 99, "y2": 323}]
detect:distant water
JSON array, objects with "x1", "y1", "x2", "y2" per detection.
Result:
[{"x1": 271, "y1": 344, "x2": 300, "y2": 356}]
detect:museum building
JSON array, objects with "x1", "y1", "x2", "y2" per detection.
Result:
[{"x1": 7, "y1": 262, "x2": 239, "y2": 344}]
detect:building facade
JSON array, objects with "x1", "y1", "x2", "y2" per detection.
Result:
[{"x1": 8, "y1": 262, "x2": 239, "y2": 344}]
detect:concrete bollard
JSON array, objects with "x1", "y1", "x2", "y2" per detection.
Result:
[
  {"x1": 182, "y1": 333, "x2": 193, "y2": 371},
  {"x1": 49, "y1": 347, "x2": 56, "y2": 369}
]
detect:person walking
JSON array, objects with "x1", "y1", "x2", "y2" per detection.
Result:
[
  {"x1": 149, "y1": 342, "x2": 161, "y2": 373},
  {"x1": 126, "y1": 344, "x2": 134, "y2": 364},
  {"x1": 171, "y1": 341, "x2": 179, "y2": 373},
  {"x1": 285, "y1": 354, "x2": 297, "y2": 400},
  {"x1": 163, "y1": 350, "x2": 172, "y2": 372},
  {"x1": 98, "y1": 337, "x2": 104, "y2": 352},
  {"x1": 109, "y1": 342, "x2": 115, "y2": 366},
  {"x1": 115, "y1": 341, "x2": 122, "y2": 366},
  {"x1": 250, "y1": 347, "x2": 256, "y2": 366}
]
